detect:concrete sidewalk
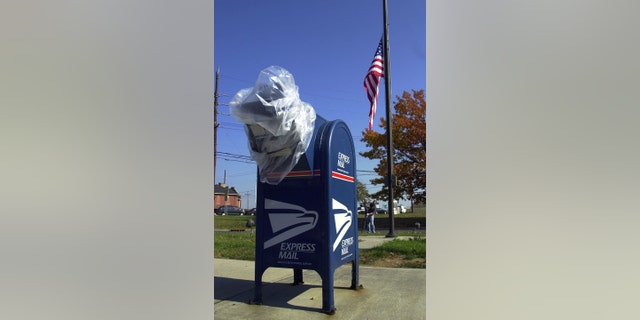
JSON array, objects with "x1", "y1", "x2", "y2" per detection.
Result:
[{"x1": 214, "y1": 236, "x2": 426, "y2": 320}]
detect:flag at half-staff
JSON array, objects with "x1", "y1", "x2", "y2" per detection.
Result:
[{"x1": 363, "y1": 38, "x2": 384, "y2": 131}]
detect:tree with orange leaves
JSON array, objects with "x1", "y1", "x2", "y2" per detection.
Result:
[{"x1": 360, "y1": 89, "x2": 426, "y2": 207}]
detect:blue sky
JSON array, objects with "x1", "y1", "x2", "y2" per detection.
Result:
[{"x1": 214, "y1": 0, "x2": 426, "y2": 207}]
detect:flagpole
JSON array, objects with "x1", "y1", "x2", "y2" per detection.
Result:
[{"x1": 382, "y1": 0, "x2": 396, "y2": 238}]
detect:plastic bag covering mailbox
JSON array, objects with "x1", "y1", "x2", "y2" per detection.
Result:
[{"x1": 230, "y1": 66, "x2": 316, "y2": 184}]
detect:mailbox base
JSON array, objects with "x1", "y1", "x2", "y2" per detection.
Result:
[{"x1": 253, "y1": 260, "x2": 359, "y2": 314}]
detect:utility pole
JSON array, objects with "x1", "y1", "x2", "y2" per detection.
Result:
[
  {"x1": 245, "y1": 191, "x2": 251, "y2": 209},
  {"x1": 214, "y1": 68, "x2": 220, "y2": 185}
]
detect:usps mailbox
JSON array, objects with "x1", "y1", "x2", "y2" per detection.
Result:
[
  {"x1": 230, "y1": 66, "x2": 360, "y2": 314},
  {"x1": 253, "y1": 116, "x2": 359, "y2": 314}
]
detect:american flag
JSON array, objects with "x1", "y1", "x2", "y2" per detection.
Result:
[{"x1": 364, "y1": 38, "x2": 384, "y2": 130}]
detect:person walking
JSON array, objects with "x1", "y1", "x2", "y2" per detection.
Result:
[{"x1": 366, "y1": 200, "x2": 376, "y2": 233}]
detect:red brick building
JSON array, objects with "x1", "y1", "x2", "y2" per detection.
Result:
[{"x1": 214, "y1": 183, "x2": 242, "y2": 209}]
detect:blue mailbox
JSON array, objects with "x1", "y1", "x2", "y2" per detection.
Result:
[
  {"x1": 230, "y1": 66, "x2": 360, "y2": 314},
  {"x1": 253, "y1": 116, "x2": 359, "y2": 314}
]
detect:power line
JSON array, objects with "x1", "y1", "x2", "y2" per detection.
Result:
[
  {"x1": 219, "y1": 121, "x2": 243, "y2": 127},
  {"x1": 219, "y1": 125, "x2": 244, "y2": 131},
  {"x1": 222, "y1": 158, "x2": 254, "y2": 164},
  {"x1": 217, "y1": 151, "x2": 252, "y2": 160}
]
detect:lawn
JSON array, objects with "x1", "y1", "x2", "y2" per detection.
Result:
[
  {"x1": 214, "y1": 215, "x2": 255, "y2": 230},
  {"x1": 213, "y1": 205, "x2": 426, "y2": 267},
  {"x1": 213, "y1": 205, "x2": 425, "y2": 230},
  {"x1": 358, "y1": 230, "x2": 425, "y2": 237},
  {"x1": 358, "y1": 237, "x2": 426, "y2": 268},
  {"x1": 213, "y1": 231, "x2": 426, "y2": 268},
  {"x1": 213, "y1": 232, "x2": 256, "y2": 261}
]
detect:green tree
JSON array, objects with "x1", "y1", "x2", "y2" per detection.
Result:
[
  {"x1": 360, "y1": 89, "x2": 426, "y2": 205},
  {"x1": 356, "y1": 180, "x2": 369, "y2": 205}
]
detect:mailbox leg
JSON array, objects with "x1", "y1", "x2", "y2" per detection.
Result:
[
  {"x1": 321, "y1": 270, "x2": 336, "y2": 314},
  {"x1": 293, "y1": 268, "x2": 304, "y2": 285},
  {"x1": 253, "y1": 267, "x2": 264, "y2": 304},
  {"x1": 350, "y1": 259, "x2": 360, "y2": 289}
]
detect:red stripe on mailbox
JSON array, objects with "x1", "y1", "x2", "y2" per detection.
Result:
[
  {"x1": 287, "y1": 170, "x2": 321, "y2": 177},
  {"x1": 265, "y1": 170, "x2": 321, "y2": 178},
  {"x1": 331, "y1": 171, "x2": 354, "y2": 183}
]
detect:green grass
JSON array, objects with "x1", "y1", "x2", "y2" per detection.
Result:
[
  {"x1": 214, "y1": 232, "x2": 256, "y2": 261},
  {"x1": 213, "y1": 205, "x2": 426, "y2": 265},
  {"x1": 214, "y1": 230, "x2": 426, "y2": 268},
  {"x1": 358, "y1": 230, "x2": 425, "y2": 237},
  {"x1": 214, "y1": 215, "x2": 254, "y2": 230},
  {"x1": 214, "y1": 205, "x2": 425, "y2": 230},
  {"x1": 394, "y1": 205, "x2": 426, "y2": 218},
  {"x1": 359, "y1": 237, "x2": 426, "y2": 268},
  {"x1": 364, "y1": 237, "x2": 425, "y2": 259}
]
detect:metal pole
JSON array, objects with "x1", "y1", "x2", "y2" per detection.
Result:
[
  {"x1": 214, "y1": 68, "x2": 220, "y2": 185},
  {"x1": 383, "y1": 0, "x2": 396, "y2": 238}
]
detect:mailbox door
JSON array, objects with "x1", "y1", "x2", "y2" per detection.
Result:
[
  {"x1": 255, "y1": 117, "x2": 328, "y2": 271},
  {"x1": 257, "y1": 180, "x2": 324, "y2": 269},
  {"x1": 320, "y1": 120, "x2": 358, "y2": 269}
]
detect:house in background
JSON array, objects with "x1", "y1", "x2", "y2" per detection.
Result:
[{"x1": 214, "y1": 182, "x2": 242, "y2": 209}]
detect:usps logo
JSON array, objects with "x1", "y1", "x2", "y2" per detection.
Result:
[
  {"x1": 332, "y1": 198, "x2": 354, "y2": 253},
  {"x1": 264, "y1": 199, "x2": 318, "y2": 249}
]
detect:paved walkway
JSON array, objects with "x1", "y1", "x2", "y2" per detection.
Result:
[{"x1": 214, "y1": 236, "x2": 426, "y2": 319}]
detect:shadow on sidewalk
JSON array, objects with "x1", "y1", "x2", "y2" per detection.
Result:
[{"x1": 214, "y1": 275, "x2": 358, "y2": 314}]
